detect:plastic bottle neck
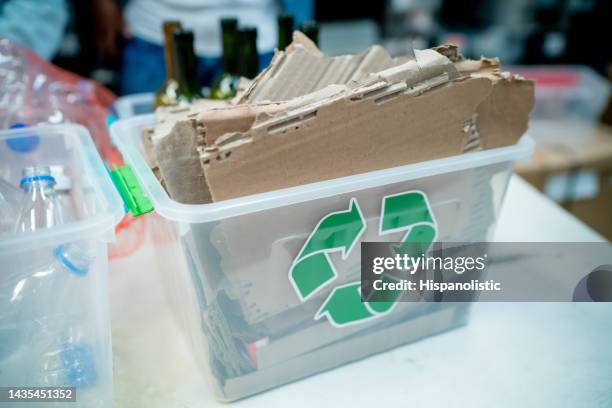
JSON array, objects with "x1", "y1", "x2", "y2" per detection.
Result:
[{"x1": 20, "y1": 175, "x2": 56, "y2": 194}]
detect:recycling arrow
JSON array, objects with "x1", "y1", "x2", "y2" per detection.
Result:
[
  {"x1": 289, "y1": 198, "x2": 366, "y2": 301},
  {"x1": 392, "y1": 223, "x2": 437, "y2": 258},
  {"x1": 365, "y1": 274, "x2": 403, "y2": 314},
  {"x1": 314, "y1": 282, "x2": 375, "y2": 327},
  {"x1": 292, "y1": 191, "x2": 438, "y2": 328},
  {"x1": 380, "y1": 190, "x2": 437, "y2": 257},
  {"x1": 379, "y1": 190, "x2": 436, "y2": 237},
  {"x1": 315, "y1": 275, "x2": 403, "y2": 327}
]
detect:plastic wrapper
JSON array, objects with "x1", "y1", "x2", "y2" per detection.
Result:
[
  {"x1": 0, "y1": 38, "x2": 146, "y2": 258},
  {"x1": 0, "y1": 39, "x2": 120, "y2": 163}
]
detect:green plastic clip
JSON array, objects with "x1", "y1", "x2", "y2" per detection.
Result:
[{"x1": 110, "y1": 164, "x2": 154, "y2": 217}]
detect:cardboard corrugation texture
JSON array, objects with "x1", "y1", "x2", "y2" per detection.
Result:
[
  {"x1": 240, "y1": 32, "x2": 409, "y2": 104},
  {"x1": 150, "y1": 42, "x2": 534, "y2": 204},
  {"x1": 147, "y1": 100, "x2": 229, "y2": 203}
]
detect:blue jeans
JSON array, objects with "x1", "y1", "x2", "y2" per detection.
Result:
[{"x1": 120, "y1": 36, "x2": 274, "y2": 96}]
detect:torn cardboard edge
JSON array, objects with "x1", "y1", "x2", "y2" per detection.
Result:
[
  {"x1": 147, "y1": 40, "x2": 534, "y2": 204},
  {"x1": 238, "y1": 31, "x2": 413, "y2": 104}
]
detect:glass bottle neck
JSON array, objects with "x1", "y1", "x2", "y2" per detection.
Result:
[
  {"x1": 278, "y1": 15, "x2": 293, "y2": 51},
  {"x1": 301, "y1": 22, "x2": 319, "y2": 45},
  {"x1": 221, "y1": 30, "x2": 238, "y2": 75},
  {"x1": 174, "y1": 37, "x2": 202, "y2": 100},
  {"x1": 240, "y1": 35, "x2": 258, "y2": 79},
  {"x1": 163, "y1": 22, "x2": 182, "y2": 80}
]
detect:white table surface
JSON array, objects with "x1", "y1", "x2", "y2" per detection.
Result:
[{"x1": 109, "y1": 176, "x2": 612, "y2": 407}]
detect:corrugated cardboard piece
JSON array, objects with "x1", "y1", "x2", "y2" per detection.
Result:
[
  {"x1": 148, "y1": 37, "x2": 533, "y2": 204},
  {"x1": 239, "y1": 32, "x2": 411, "y2": 103}
]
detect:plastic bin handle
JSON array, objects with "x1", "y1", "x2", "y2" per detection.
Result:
[{"x1": 109, "y1": 164, "x2": 154, "y2": 217}]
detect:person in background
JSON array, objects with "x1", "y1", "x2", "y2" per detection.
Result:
[
  {"x1": 93, "y1": 0, "x2": 309, "y2": 96},
  {"x1": 0, "y1": 0, "x2": 69, "y2": 60}
]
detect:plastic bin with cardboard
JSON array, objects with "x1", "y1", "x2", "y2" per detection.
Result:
[
  {"x1": 0, "y1": 124, "x2": 123, "y2": 407},
  {"x1": 111, "y1": 105, "x2": 533, "y2": 400}
]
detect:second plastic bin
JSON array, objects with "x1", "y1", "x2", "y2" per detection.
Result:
[
  {"x1": 0, "y1": 124, "x2": 123, "y2": 407},
  {"x1": 113, "y1": 93, "x2": 155, "y2": 119},
  {"x1": 111, "y1": 114, "x2": 534, "y2": 401}
]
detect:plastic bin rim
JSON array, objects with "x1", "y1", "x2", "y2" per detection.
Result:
[
  {"x1": 113, "y1": 92, "x2": 154, "y2": 119},
  {"x1": 110, "y1": 114, "x2": 534, "y2": 223},
  {"x1": 0, "y1": 124, "x2": 125, "y2": 253}
]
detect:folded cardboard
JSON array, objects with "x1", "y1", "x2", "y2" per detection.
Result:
[
  {"x1": 146, "y1": 37, "x2": 533, "y2": 204},
  {"x1": 142, "y1": 99, "x2": 230, "y2": 203},
  {"x1": 238, "y1": 32, "x2": 411, "y2": 104}
]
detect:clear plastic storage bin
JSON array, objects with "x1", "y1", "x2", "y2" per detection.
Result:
[
  {"x1": 0, "y1": 124, "x2": 123, "y2": 407},
  {"x1": 507, "y1": 65, "x2": 610, "y2": 147},
  {"x1": 111, "y1": 114, "x2": 534, "y2": 401},
  {"x1": 508, "y1": 65, "x2": 610, "y2": 122},
  {"x1": 113, "y1": 93, "x2": 155, "y2": 119}
]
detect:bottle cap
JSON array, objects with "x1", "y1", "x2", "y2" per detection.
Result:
[
  {"x1": 54, "y1": 243, "x2": 92, "y2": 276},
  {"x1": 19, "y1": 166, "x2": 56, "y2": 188},
  {"x1": 6, "y1": 123, "x2": 40, "y2": 153},
  {"x1": 301, "y1": 20, "x2": 319, "y2": 43},
  {"x1": 162, "y1": 20, "x2": 181, "y2": 28},
  {"x1": 173, "y1": 29, "x2": 194, "y2": 42},
  {"x1": 221, "y1": 17, "x2": 238, "y2": 30},
  {"x1": 240, "y1": 26, "x2": 258, "y2": 38},
  {"x1": 278, "y1": 13, "x2": 294, "y2": 25},
  {"x1": 162, "y1": 21, "x2": 182, "y2": 38}
]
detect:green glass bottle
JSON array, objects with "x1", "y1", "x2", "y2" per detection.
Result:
[
  {"x1": 210, "y1": 17, "x2": 240, "y2": 100},
  {"x1": 300, "y1": 20, "x2": 319, "y2": 46},
  {"x1": 277, "y1": 13, "x2": 294, "y2": 51},
  {"x1": 154, "y1": 21, "x2": 182, "y2": 108},
  {"x1": 237, "y1": 27, "x2": 259, "y2": 79},
  {"x1": 172, "y1": 29, "x2": 203, "y2": 103}
]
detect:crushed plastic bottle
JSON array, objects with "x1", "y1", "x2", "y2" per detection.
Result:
[
  {"x1": 1, "y1": 241, "x2": 98, "y2": 390},
  {"x1": 0, "y1": 165, "x2": 98, "y2": 393}
]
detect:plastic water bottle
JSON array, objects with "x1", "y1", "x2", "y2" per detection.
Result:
[
  {"x1": 0, "y1": 166, "x2": 99, "y2": 393},
  {"x1": 2, "y1": 241, "x2": 97, "y2": 387},
  {"x1": 14, "y1": 166, "x2": 64, "y2": 232},
  {"x1": 38, "y1": 245, "x2": 98, "y2": 390}
]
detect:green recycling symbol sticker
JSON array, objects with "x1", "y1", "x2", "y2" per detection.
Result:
[{"x1": 289, "y1": 191, "x2": 437, "y2": 328}]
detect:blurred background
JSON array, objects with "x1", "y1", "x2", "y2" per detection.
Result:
[
  {"x1": 1, "y1": 0, "x2": 611, "y2": 238},
  {"x1": 21, "y1": 0, "x2": 610, "y2": 91}
]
